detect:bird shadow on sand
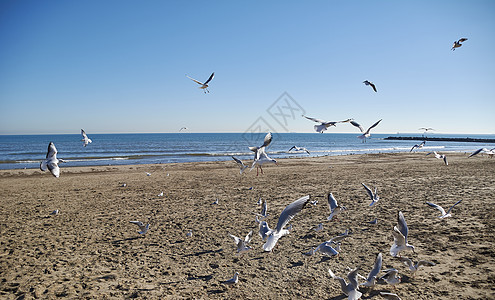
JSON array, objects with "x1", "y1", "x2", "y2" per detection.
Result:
[{"x1": 183, "y1": 248, "x2": 223, "y2": 257}]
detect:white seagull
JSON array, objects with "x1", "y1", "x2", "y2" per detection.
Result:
[
  {"x1": 81, "y1": 129, "x2": 92, "y2": 147},
  {"x1": 410, "y1": 140, "x2": 426, "y2": 152},
  {"x1": 314, "y1": 223, "x2": 324, "y2": 232},
  {"x1": 390, "y1": 211, "x2": 415, "y2": 257},
  {"x1": 221, "y1": 272, "x2": 239, "y2": 287},
  {"x1": 363, "y1": 80, "x2": 377, "y2": 92},
  {"x1": 263, "y1": 195, "x2": 311, "y2": 252},
  {"x1": 379, "y1": 292, "x2": 402, "y2": 300},
  {"x1": 288, "y1": 145, "x2": 310, "y2": 155},
  {"x1": 232, "y1": 156, "x2": 248, "y2": 174},
  {"x1": 327, "y1": 193, "x2": 346, "y2": 221},
  {"x1": 157, "y1": 191, "x2": 164, "y2": 197},
  {"x1": 50, "y1": 209, "x2": 59, "y2": 215},
  {"x1": 426, "y1": 200, "x2": 462, "y2": 219},
  {"x1": 256, "y1": 216, "x2": 271, "y2": 241},
  {"x1": 379, "y1": 268, "x2": 401, "y2": 288},
  {"x1": 351, "y1": 119, "x2": 382, "y2": 142},
  {"x1": 314, "y1": 242, "x2": 340, "y2": 257},
  {"x1": 426, "y1": 151, "x2": 448, "y2": 165},
  {"x1": 396, "y1": 257, "x2": 435, "y2": 276},
  {"x1": 249, "y1": 132, "x2": 277, "y2": 176},
  {"x1": 179, "y1": 127, "x2": 188, "y2": 132},
  {"x1": 40, "y1": 142, "x2": 66, "y2": 178},
  {"x1": 129, "y1": 221, "x2": 150, "y2": 234},
  {"x1": 362, "y1": 183, "x2": 379, "y2": 207},
  {"x1": 303, "y1": 115, "x2": 352, "y2": 133},
  {"x1": 229, "y1": 231, "x2": 253, "y2": 254},
  {"x1": 469, "y1": 147, "x2": 495, "y2": 158},
  {"x1": 452, "y1": 38, "x2": 468, "y2": 51},
  {"x1": 186, "y1": 72, "x2": 214, "y2": 93},
  {"x1": 360, "y1": 253, "x2": 382, "y2": 288},
  {"x1": 328, "y1": 267, "x2": 362, "y2": 300}
]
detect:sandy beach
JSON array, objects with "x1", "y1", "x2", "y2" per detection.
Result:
[{"x1": 0, "y1": 152, "x2": 494, "y2": 299}]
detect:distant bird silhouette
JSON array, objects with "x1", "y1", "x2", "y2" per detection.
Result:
[
  {"x1": 452, "y1": 38, "x2": 468, "y2": 51},
  {"x1": 363, "y1": 80, "x2": 377, "y2": 92},
  {"x1": 186, "y1": 72, "x2": 214, "y2": 93}
]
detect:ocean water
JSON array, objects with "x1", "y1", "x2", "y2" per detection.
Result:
[{"x1": 0, "y1": 133, "x2": 494, "y2": 170}]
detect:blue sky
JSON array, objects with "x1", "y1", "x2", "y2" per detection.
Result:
[{"x1": 1, "y1": 1, "x2": 494, "y2": 135}]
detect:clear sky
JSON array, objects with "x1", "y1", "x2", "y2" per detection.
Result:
[{"x1": 1, "y1": 1, "x2": 494, "y2": 135}]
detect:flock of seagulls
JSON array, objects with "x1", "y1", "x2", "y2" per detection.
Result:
[{"x1": 302, "y1": 115, "x2": 382, "y2": 142}]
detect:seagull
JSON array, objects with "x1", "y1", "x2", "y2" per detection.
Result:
[
  {"x1": 146, "y1": 172, "x2": 152, "y2": 176},
  {"x1": 390, "y1": 211, "x2": 415, "y2": 257},
  {"x1": 232, "y1": 156, "x2": 248, "y2": 174},
  {"x1": 50, "y1": 209, "x2": 59, "y2": 215},
  {"x1": 362, "y1": 183, "x2": 379, "y2": 207},
  {"x1": 452, "y1": 38, "x2": 468, "y2": 51},
  {"x1": 229, "y1": 231, "x2": 253, "y2": 254},
  {"x1": 186, "y1": 230, "x2": 193, "y2": 237},
  {"x1": 221, "y1": 272, "x2": 239, "y2": 287},
  {"x1": 379, "y1": 268, "x2": 401, "y2": 288},
  {"x1": 256, "y1": 197, "x2": 263, "y2": 205},
  {"x1": 363, "y1": 80, "x2": 377, "y2": 92},
  {"x1": 81, "y1": 129, "x2": 92, "y2": 147},
  {"x1": 327, "y1": 193, "x2": 346, "y2": 221},
  {"x1": 129, "y1": 221, "x2": 150, "y2": 234},
  {"x1": 314, "y1": 223, "x2": 323, "y2": 232},
  {"x1": 263, "y1": 195, "x2": 311, "y2": 252},
  {"x1": 256, "y1": 216, "x2": 271, "y2": 241},
  {"x1": 212, "y1": 198, "x2": 219, "y2": 205},
  {"x1": 157, "y1": 191, "x2": 164, "y2": 197},
  {"x1": 40, "y1": 142, "x2": 66, "y2": 178},
  {"x1": 396, "y1": 257, "x2": 435, "y2": 276},
  {"x1": 426, "y1": 200, "x2": 462, "y2": 219},
  {"x1": 419, "y1": 127, "x2": 435, "y2": 133},
  {"x1": 315, "y1": 242, "x2": 340, "y2": 257},
  {"x1": 379, "y1": 291, "x2": 402, "y2": 300},
  {"x1": 351, "y1": 119, "x2": 382, "y2": 142},
  {"x1": 410, "y1": 140, "x2": 426, "y2": 152},
  {"x1": 249, "y1": 132, "x2": 277, "y2": 176},
  {"x1": 469, "y1": 147, "x2": 495, "y2": 158},
  {"x1": 328, "y1": 267, "x2": 362, "y2": 300},
  {"x1": 426, "y1": 151, "x2": 448, "y2": 165},
  {"x1": 186, "y1": 72, "x2": 214, "y2": 93},
  {"x1": 120, "y1": 183, "x2": 127, "y2": 187},
  {"x1": 368, "y1": 218, "x2": 378, "y2": 225},
  {"x1": 303, "y1": 115, "x2": 352, "y2": 133},
  {"x1": 288, "y1": 145, "x2": 310, "y2": 155},
  {"x1": 179, "y1": 127, "x2": 188, "y2": 132},
  {"x1": 359, "y1": 253, "x2": 382, "y2": 288},
  {"x1": 258, "y1": 199, "x2": 268, "y2": 218}
]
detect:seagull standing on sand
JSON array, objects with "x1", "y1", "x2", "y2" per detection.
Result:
[
  {"x1": 288, "y1": 146, "x2": 310, "y2": 155},
  {"x1": 363, "y1": 80, "x2": 377, "y2": 92},
  {"x1": 232, "y1": 156, "x2": 248, "y2": 174},
  {"x1": 362, "y1": 183, "x2": 379, "y2": 207},
  {"x1": 129, "y1": 221, "x2": 150, "y2": 234},
  {"x1": 426, "y1": 151, "x2": 448, "y2": 165},
  {"x1": 426, "y1": 200, "x2": 462, "y2": 219},
  {"x1": 249, "y1": 132, "x2": 277, "y2": 176},
  {"x1": 256, "y1": 216, "x2": 271, "y2": 241},
  {"x1": 81, "y1": 129, "x2": 92, "y2": 147},
  {"x1": 328, "y1": 267, "x2": 362, "y2": 300},
  {"x1": 229, "y1": 231, "x2": 253, "y2": 254},
  {"x1": 390, "y1": 211, "x2": 415, "y2": 257},
  {"x1": 327, "y1": 193, "x2": 346, "y2": 221},
  {"x1": 40, "y1": 142, "x2": 66, "y2": 178},
  {"x1": 410, "y1": 141, "x2": 426, "y2": 152},
  {"x1": 359, "y1": 253, "x2": 382, "y2": 289},
  {"x1": 351, "y1": 119, "x2": 382, "y2": 142},
  {"x1": 452, "y1": 38, "x2": 468, "y2": 51},
  {"x1": 186, "y1": 72, "x2": 214, "y2": 93},
  {"x1": 396, "y1": 257, "x2": 435, "y2": 276},
  {"x1": 222, "y1": 272, "x2": 239, "y2": 287},
  {"x1": 263, "y1": 195, "x2": 311, "y2": 252},
  {"x1": 303, "y1": 115, "x2": 352, "y2": 133}
]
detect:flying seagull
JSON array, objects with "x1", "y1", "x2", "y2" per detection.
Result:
[
  {"x1": 229, "y1": 231, "x2": 253, "y2": 254},
  {"x1": 81, "y1": 129, "x2": 92, "y2": 147},
  {"x1": 419, "y1": 127, "x2": 435, "y2": 133},
  {"x1": 426, "y1": 200, "x2": 462, "y2": 219},
  {"x1": 469, "y1": 147, "x2": 495, "y2": 158},
  {"x1": 363, "y1": 80, "x2": 377, "y2": 92},
  {"x1": 379, "y1": 292, "x2": 402, "y2": 300},
  {"x1": 303, "y1": 115, "x2": 352, "y2": 133},
  {"x1": 327, "y1": 193, "x2": 346, "y2": 221},
  {"x1": 362, "y1": 183, "x2": 379, "y2": 207},
  {"x1": 328, "y1": 267, "x2": 362, "y2": 300},
  {"x1": 351, "y1": 119, "x2": 382, "y2": 142},
  {"x1": 396, "y1": 257, "x2": 435, "y2": 276},
  {"x1": 179, "y1": 127, "x2": 188, "y2": 132},
  {"x1": 380, "y1": 268, "x2": 401, "y2": 288},
  {"x1": 40, "y1": 142, "x2": 66, "y2": 178},
  {"x1": 186, "y1": 72, "x2": 214, "y2": 93},
  {"x1": 452, "y1": 38, "x2": 468, "y2": 51},
  {"x1": 249, "y1": 132, "x2": 277, "y2": 176},
  {"x1": 360, "y1": 252, "x2": 382, "y2": 288},
  {"x1": 232, "y1": 156, "x2": 248, "y2": 174},
  {"x1": 410, "y1": 140, "x2": 426, "y2": 152},
  {"x1": 263, "y1": 195, "x2": 311, "y2": 252},
  {"x1": 390, "y1": 211, "x2": 415, "y2": 257},
  {"x1": 426, "y1": 151, "x2": 448, "y2": 165},
  {"x1": 288, "y1": 145, "x2": 310, "y2": 155},
  {"x1": 129, "y1": 221, "x2": 150, "y2": 234}
]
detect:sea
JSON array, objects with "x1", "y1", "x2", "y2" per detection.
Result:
[{"x1": 1, "y1": 133, "x2": 494, "y2": 170}]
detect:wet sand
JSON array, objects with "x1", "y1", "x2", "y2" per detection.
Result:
[{"x1": 0, "y1": 153, "x2": 494, "y2": 299}]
